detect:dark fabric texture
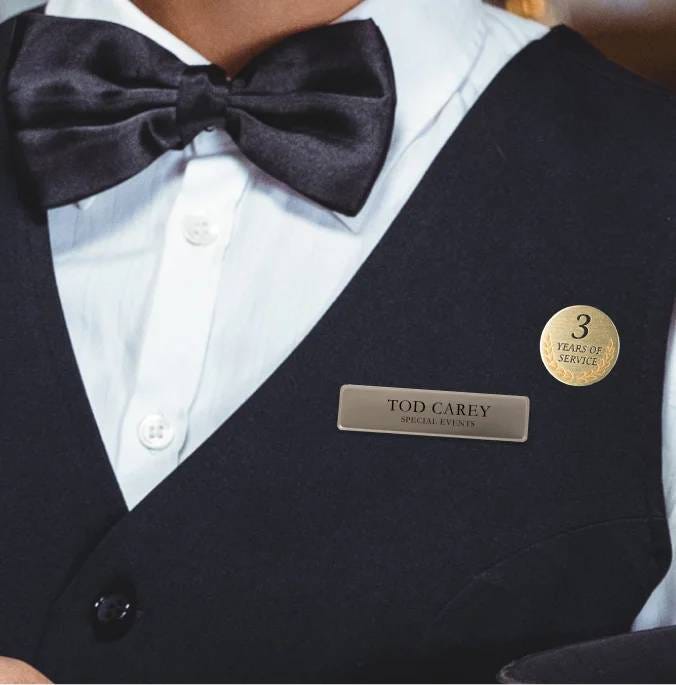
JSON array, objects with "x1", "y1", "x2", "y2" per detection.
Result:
[
  {"x1": 0, "y1": 15, "x2": 675, "y2": 683},
  {"x1": 5, "y1": 13, "x2": 396, "y2": 215},
  {"x1": 499, "y1": 626, "x2": 676, "y2": 683}
]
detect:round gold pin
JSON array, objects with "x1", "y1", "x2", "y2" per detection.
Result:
[{"x1": 540, "y1": 305, "x2": 620, "y2": 386}]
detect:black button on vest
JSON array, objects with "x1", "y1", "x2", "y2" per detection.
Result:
[
  {"x1": 0, "y1": 16, "x2": 674, "y2": 684},
  {"x1": 93, "y1": 593, "x2": 136, "y2": 641}
]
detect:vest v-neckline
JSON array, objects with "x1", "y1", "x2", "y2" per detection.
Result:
[{"x1": 0, "y1": 24, "x2": 665, "y2": 522}]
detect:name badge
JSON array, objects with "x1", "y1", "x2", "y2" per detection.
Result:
[{"x1": 337, "y1": 385, "x2": 529, "y2": 443}]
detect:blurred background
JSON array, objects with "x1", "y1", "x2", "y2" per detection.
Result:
[{"x1": 2, "y1": 0, "x2": 676, "y2": 89}]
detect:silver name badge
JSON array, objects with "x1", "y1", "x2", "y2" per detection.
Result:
[{"x1": 337, "y1": 385, "x2": 529, "y2": 443}]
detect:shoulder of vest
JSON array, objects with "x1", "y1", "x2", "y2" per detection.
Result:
[
  {"x1": 0, "y1": 14, "x2": 23, "y2": 212},
  {"x1": 488, "y1": 26, "x2": 676, "y2": 174},
  {"x1": 529, "y1": 26, "x2": 674, "y2": 95},
  {"x1": 524, "y1": 26, "x2": 676, "y2": 125},
  {"x1": 0, "y1": 14, "x2": 18, "y2": 148},
  {"x1": 0, "y1": 6, "x2": 46, "y2": 91},
  {"x1": 0, "y1": 15, "x2": 18, "y2": 82}
]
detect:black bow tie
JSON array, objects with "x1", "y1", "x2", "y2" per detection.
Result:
[{"x1": 6, "y1": 13, "x2": 396, "y2": 216}]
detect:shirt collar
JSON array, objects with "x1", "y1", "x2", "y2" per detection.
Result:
[
  {"x1": 334, "y1": 0, "x2": 486, "y2": 232},
  {"x1": 45, "y1": 0, "x2": 486, "y2": 230}
]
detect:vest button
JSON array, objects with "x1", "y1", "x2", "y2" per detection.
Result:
[{"x1": 93, "y1": 592, "x2": 136, "y2": 640}]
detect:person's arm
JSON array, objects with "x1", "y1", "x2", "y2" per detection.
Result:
[{"x1": 0, "y1": 657, "x2": 51, "y2": 684}]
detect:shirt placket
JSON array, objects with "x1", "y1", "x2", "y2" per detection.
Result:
[{"x1": 115, "y1": 151, "x2": 249, "y2": 508}]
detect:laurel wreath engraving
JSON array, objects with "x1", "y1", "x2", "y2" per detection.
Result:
[{"x1": 542, "y1": 334, "x2": 615, "y2": 385}]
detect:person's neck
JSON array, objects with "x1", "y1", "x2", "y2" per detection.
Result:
[{"x1": 133, "y1": 0, "x2": 362, "y2": 74}]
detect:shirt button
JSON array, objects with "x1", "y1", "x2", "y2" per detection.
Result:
[
  {"x1": 93, "y1": 592, "x2": 136, "y2": 641},
  {"x1": 182, "y1": 214, "x2": 218, "y2": 246},
  {"x1": 138, "y1": 413, "x2": 175, "y2": 450}
]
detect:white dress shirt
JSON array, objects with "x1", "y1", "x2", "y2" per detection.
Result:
[{"x1": 44, "y1": 0, "x2": 675, "y2": 628}]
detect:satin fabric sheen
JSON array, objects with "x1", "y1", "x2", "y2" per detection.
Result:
[{"x1": 6, "y1": 13, "x2": 396, "y2": 216}]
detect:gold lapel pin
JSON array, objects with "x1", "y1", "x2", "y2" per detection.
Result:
[{"x1": 540, "y1": 305, "x2": 620, "y2": 386}]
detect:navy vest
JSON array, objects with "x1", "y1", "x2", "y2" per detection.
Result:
[{"x1": 0, "y1": 15, "x2": 674, "y2": 683}]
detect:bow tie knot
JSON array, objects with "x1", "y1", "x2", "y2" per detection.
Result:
[
  {"x1": 7, "y1": 13, "x2": 396, "y2": 216},
  {"x1": 177, "y1": 65, "x2": 233, "y2": 145}
]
